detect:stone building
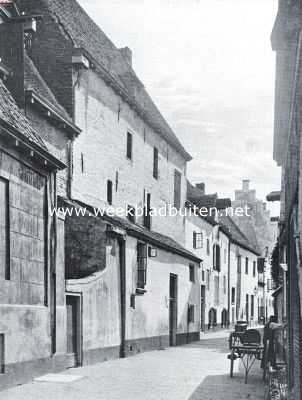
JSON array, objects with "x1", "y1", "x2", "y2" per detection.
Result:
[
  {"x1": 15, "y1": 0, "x2": 202, "y2": 371},
  {"x1": 271, "y1": 1, "x2": 302, "y2": 398},
  {"x1": 186, "y1": 182, "x2": 260, "y2": 331},
  {"x1": 232, "y1": 180, "x2": 276, "y2": 322},
  {"x1": 0, "y1": 66, "x2": 67, "y2": 388}
]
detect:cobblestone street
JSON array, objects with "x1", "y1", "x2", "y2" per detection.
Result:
[{"x1": 0, "y1": 332, "x2": 265, "y2": 400}]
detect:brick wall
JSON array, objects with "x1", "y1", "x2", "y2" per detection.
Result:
[{"x1": 21, "y1": 0, "x2": 74, "y2": 117}]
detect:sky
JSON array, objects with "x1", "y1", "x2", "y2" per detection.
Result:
[{"x1": 79, "y1": 0, "x2": 280, "y2": 214}]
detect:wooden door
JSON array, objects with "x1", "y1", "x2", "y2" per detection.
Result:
[
  {"x1": 66, "y1": 295, "x2": 81, "y2": 366},
  {"x1": 169, "y1": 274, "x2": 178, "y2": 346}
]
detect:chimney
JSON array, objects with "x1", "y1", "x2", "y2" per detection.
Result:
[
  {"x1": 242, "y1": 179, "x2": 250, "y2": 192},
  {"x1": 119, "y1": 47, "x2": 132, "y2": 67},
  {"x1": 0, "y1": 20, "x2": 25, "y2": 108},
  {"x1": 195, "y1": 183, "x2": 205, "y2": 195}
]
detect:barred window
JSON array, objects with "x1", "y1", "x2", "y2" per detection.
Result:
[{"x1": 137, "y1": 242, "x2": 147, "y2": 289}]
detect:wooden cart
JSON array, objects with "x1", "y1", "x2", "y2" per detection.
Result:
[{"x1": 228, "y1": 329, "x2": 263, "y2": 384}]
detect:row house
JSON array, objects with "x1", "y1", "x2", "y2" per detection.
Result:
[
  {"x1": 271, "y1": 1, "x2": 302, "y2": 398},
  {"x1": 186, "y1": 182, "x2": 260, "y2": 331},
  {"x1": 12, "y1": 0, "x2": 202, "y2": 374},
  {"x1": 0, "y1": 13, "x2": 70, "y2": 390}
]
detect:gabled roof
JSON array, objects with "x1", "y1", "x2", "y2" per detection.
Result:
[
  {"x1": 0, "y1": 78, "x2": 66, "y2": 169},
  {"x1": 219, "y1": 215, "x2": 260, "y2": 256},
  {"x1": 24, "y1": 52, "x2": 71, "y2": 122},
  {"x1": 20, "y1": 0, "x2": 191, "y2": 161},
  {"x1": 0, "y1": 78, "x2": 46, "y2": 149}
]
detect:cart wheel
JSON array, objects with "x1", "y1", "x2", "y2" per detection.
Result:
[{"x1": 230, "y1": 349, "x2": 234, "y2": 378}]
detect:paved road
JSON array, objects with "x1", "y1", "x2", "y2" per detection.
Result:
[{"x1": 1, "y1": 332, "x2": 265, "y2": 400}]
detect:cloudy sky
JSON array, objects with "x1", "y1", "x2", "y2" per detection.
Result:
[{"x1": 79, "y1": 0, "x2": 280, "y2": 212}]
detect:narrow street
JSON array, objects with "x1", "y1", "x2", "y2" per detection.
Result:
[{"x1": 0, "y1": 331, "x2": 264, "y2": 400}]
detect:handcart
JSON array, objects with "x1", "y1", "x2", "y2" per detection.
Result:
[{"x1": 228, "y1": 328, "x2": 263, "y2": 384}]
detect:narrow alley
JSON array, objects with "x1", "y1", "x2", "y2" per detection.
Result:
[{"x1": 0, "y1": 332, "x2": 264, "y2": 400}]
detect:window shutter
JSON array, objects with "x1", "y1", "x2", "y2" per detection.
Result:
[{"x1": 193, "y1": 232, "x2": 197, "y2": 249}]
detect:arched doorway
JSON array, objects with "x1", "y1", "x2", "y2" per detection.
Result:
[
  {"x1": 208, "y1": 308, "x2": 217, "y2": 330},
  {"x1": 221, "y1": 308, "x2": 227, "y2": 328}
]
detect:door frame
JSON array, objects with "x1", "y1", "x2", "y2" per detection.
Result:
[
  {"x1": 66, "y1": 292, "x2": 83, "y2": 367},
  {"x1": 169, "y1": 274, "x2": 178, "y2": 346}
]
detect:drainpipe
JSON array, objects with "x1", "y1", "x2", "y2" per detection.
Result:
[
  {"x1": 119, "y1": 236, "x2": 126, "y2": 358},
  {"x1": 227, "y1": 239, "x2": 231, "y2": 328}
]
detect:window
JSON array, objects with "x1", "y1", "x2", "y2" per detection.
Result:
[
  {"x1": 0, "y1": 334, "x2": 4, "y2": 374},
  {"x1": 188, "y1": 304, "x2": 195, "y2": 323},
  {"x1": 0, "y1": 178, "x2": 9, "y2": 280},
  {"x1": 213, "y1": 244, "x2": 221, "y2": 272},
  {"x1": 189, "y1": 264, "x2": 195, "y2": 282},
  {"x1": 223, "y1": 275, "x2": 227, "y2": 294},
  {"x1": 153, "y1": 147, "x2": 159, "y2": 179},
  {"x1": 231, "y1": 287, "x2": 235, "y2": 304},
  {"x1": 201, "y1": 269, "x2": 205, "y2": 281},
  {"x1": 193, "y1": 231, "x2": 203, "y2": 249},
  {"x1": 81, "y1": 153, "x2": 84, "y2": 173},
  {"x1": 245, "y1": 257, "x2": 249, "y2": 274},
  {"x1": 143, "y1": 192, "x2": 151, "y2": 230},
  {"x1": 251, "y1": 295, "x2": 254, "y2": 318},
  {"x1": 206, "y1": 270, "x2": 210, "y2": 290},
  {"x1": 137, "y1": 243, "x2": 147, "y2": 289},
  {"x1": 237, "y1": 255, "x2": 242, "y2": 273},
  {"x1": 174, "y1": 169, "x2": 181, "y2": 209},
  {"x1": 207, "y1": 239, "x2": 210, "y2": 255},
  {"x1": 253, "y1": 261, "x2": 256, "y2": 277},
  {"x1": 107, "y1": 180, "x2": 113, "y2": 205},
  {"x1": 115, "y1": 171, "x2": 119, "y2": 192},
  {"x1": 127, "y1": 205, "x2": 136, "y2": 223},
  {"x1": 224, "y1": 248, "x2": 227, "y2": 263},
  {"x1": 214, "y1": 276, "x2": 219, "y2": 305},
  {"x1": 126, "y1": 132, "x2": 132, "y2": 160}
]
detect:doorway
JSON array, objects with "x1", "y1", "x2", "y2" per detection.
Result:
[
  {"x1": 169, "y1": 274, "x2": 178, "y2": 346},
  {"x1": 200, "y1": 285, "x2": 206, "y2": 331},
  {"x1": 66, "y1": 295, "x2": 82, "y2": 367}
]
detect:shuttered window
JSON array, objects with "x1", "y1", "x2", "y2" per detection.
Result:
[
  {"x1": 153, "y1": 147, "x2": 159, "y2": 179},
  {"x1": 173, "y1": 170, "x2": 181, "y2": 209},
  {"x1": 137, "y1": 243, "x2": 147, "y2": 289}
]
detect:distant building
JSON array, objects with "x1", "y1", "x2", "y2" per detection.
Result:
[{"x1": 186, "y1": 182, "x2": 260, "y2": 330}]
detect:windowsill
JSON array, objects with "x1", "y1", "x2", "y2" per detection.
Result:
[{"x1": 136, "y1": 288, "x2": 147, "y2": 295}]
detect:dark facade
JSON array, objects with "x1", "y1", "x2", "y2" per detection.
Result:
[{"x1": 272, "y1": 1, "x2": 302, "y2": 398}]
